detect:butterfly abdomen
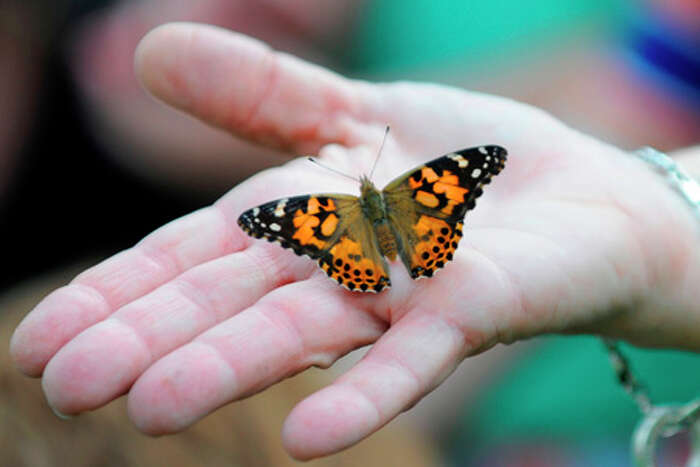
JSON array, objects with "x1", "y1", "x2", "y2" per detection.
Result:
[
  {"x1": 359, "y1": 178, "x2": 398, "y2": 260},
  {"x1": 374, "y1": 221, "x2": 397, "y2": 261}
]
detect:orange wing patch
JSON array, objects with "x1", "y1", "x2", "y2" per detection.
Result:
[
  {"x1": 320, "y1": 213, "x2": 339, "y2": 236},
  {"x1": 409, "y1": 167, "x2": 470, "y2": 215},
  {"x1": 238, "y1": 194, "x2": 347, "y2": 260},
  {"x1": 291, "y1": 196, "x2": 339, "y2": 249},
  {"x1": 292, "y1": 212, "x2": 325, "y2": 249},
  {"x1": 320, "y1": 236, "x2": 390, "y2": 292},
  {"x1": 415, "y1": 190, "x2": 440, "y2": 207},
  {"x1": 409, "y1": 167, "x2": 438, "y2": 189},
  {"x1": 433, "y1": 169, "x2": 469, "y2": 216},
  {"x1": 433, "y1": 171, "x2": 468, "y2": 198},
  {"x1": 409, "y1": 215, "x2": 464, "y2": 279}
]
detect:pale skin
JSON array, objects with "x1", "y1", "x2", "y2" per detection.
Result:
[{"x1": 10, "y1": 23, "x2": 700, "y2": 460}]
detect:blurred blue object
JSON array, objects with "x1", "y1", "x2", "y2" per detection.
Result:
[{"x1": 625, "y1": 6, "x2": 700, "y2": 111}]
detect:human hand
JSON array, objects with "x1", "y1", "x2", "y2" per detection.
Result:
[{"x1": 11, "y1": 23, "x2": 700, "y2": 459}]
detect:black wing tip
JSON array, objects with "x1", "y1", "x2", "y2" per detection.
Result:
[
  {"x1": 478, "y1": 145, "x2": 507, "y2": 163},
  {"x1": 236, "y1": 209, "x2": 274, "y2": 241},
  {"x1": 454, "y1": 145, "x2": 507, "y2": 167},
  {"x1": 480, "y1": 145, "x2": 507, "y2": 175},
  {"x1": 237, "y1": 212, "x2": 252, "y2": 230},
  {"x1": 237, "y1": 211, "x2": 258, "y2": 233}
]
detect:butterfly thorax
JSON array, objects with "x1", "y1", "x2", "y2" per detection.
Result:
[{"x1": 359, "y1": 175, "x2": 398, "y2": 260}]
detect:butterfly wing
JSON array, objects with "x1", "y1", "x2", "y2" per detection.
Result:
[
  {"x1": 238, "y1": 194, "x2": 391, "y2": 292},
  {"x1": 382, "y1": 145, "x2": 507, "y2": 279}
]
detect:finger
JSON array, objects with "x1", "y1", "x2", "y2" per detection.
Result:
[
  {"x1": 125, "y1": 279, "x2": 387, "y2": 434},
  {"x1": 135, "y1": 22, "x2": 376, "y2": 154},
  {"x1": 281, "y1": 312, "x2": 469, "y2": 460},
  {"x1": 10, "y1": 205, "x2": 244, "y2": 377},
  {"x1": 39, "y1": 239, "x2": 317, "y2": 415}
]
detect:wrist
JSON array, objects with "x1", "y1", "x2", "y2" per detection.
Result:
[{"x1": 599, "y1": 146, "x2": 700, "y2": 349}]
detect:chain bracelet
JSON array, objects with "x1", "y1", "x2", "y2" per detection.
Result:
[
  {"x1": 602, "y1": 338, "x2": 652, "y2": 415},
  {"x1": 635, "y1": 147, "x2": 700, "y2": 213}
]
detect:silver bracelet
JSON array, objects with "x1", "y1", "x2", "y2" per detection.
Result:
[
  {"x1": 635, "y1": 146, "x2": 700, "y2": 213},
  {"x1": 604, "y1": 147, "x2": 700, "y2": 467}
]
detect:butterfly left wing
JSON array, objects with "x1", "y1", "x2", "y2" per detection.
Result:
[
  {"x1": 237, "y1": 194, "x2": 391, "y2": 292},
  {"x1": 383, "y1": 145, "x2": 507, "y2": 279}
]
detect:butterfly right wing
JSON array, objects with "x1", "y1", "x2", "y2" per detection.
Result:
[
  {"x1": 382, "y1": 145, "x2": 507, "y2": 279},
  {"x1": 238, "y1": 194, "x2": 391, "y2": 292}
]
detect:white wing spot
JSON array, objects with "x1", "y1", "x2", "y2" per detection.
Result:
[
  {"x1": 448, "y1": 152, "x2": 469, "y2": 168},
  {"x1": 482, "y1": 163, "x2": 489, "y2": 169},
  {"x1": 274, "y1": 199, "x2": 288, "y2": 218},
  {"x1": 260, "y1": 222, "x2": 266, "y2": 228},
  {"x1": 269, "y1": 223, "x2": 282, "y2": 232},
  {"x1": 252, "y1": 207, "x2": 260, "y2": 216},
  {"x1": 478, "y1": 146, "x2": 488, "y2": 154},
  {"x1": 471, "y1": 168, "x2": 482, "y2": 178}
]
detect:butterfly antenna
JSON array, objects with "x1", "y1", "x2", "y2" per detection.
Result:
[
  {"x1": 369, "y1": 126, "x2": 390, "y2": 180},
  {"x1": 307, "y1": 157, "x2": 360, "y2": 182}
]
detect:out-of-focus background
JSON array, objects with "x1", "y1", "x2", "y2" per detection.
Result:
[{"x1": 1, "y1": 0, "x2": 699, "y2": 466}]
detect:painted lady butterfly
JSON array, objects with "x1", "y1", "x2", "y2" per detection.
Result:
[{"x1": 238, "y1": 143, "x2": 507, "y2": 292}]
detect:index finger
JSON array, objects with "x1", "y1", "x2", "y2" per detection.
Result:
[{"x1": 135, "y1": 22, "x2": 377, "y2": 154}]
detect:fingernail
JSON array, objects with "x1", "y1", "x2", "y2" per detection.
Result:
[{"x1": 48, "y1": 403, "x2": 77, "y2": 420}]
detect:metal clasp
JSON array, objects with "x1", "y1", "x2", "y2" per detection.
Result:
[{"x1": 633, "y1": 399, "x2": 700, "y2": 467}]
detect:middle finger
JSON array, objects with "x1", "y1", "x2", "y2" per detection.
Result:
[{"x1": 126, "y1": 279, "x2": 388, "y2": 434}]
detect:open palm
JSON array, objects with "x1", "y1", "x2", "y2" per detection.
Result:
[{"x1": 11, "y1": 23, "x2": 700, "y2": 460}]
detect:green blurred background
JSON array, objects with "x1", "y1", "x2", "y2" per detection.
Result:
[
  {"x1": 350, "y1": 0, "x2": 628, "y2": 73},
  {"x1": 1, "y1": 1, "x2": 699, "y2": 466}
]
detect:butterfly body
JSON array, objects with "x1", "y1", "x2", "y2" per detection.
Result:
[
  {"x1": 238, "y1": 145, "x2": 507, "y2": 293},
  {"x1": 358, "y1": 176, "x2": 398, "y2": 261}
]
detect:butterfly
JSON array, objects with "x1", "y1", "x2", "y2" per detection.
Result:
[{"x1": 238, "y1": 144, "x2": 507, "y2": 292}]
